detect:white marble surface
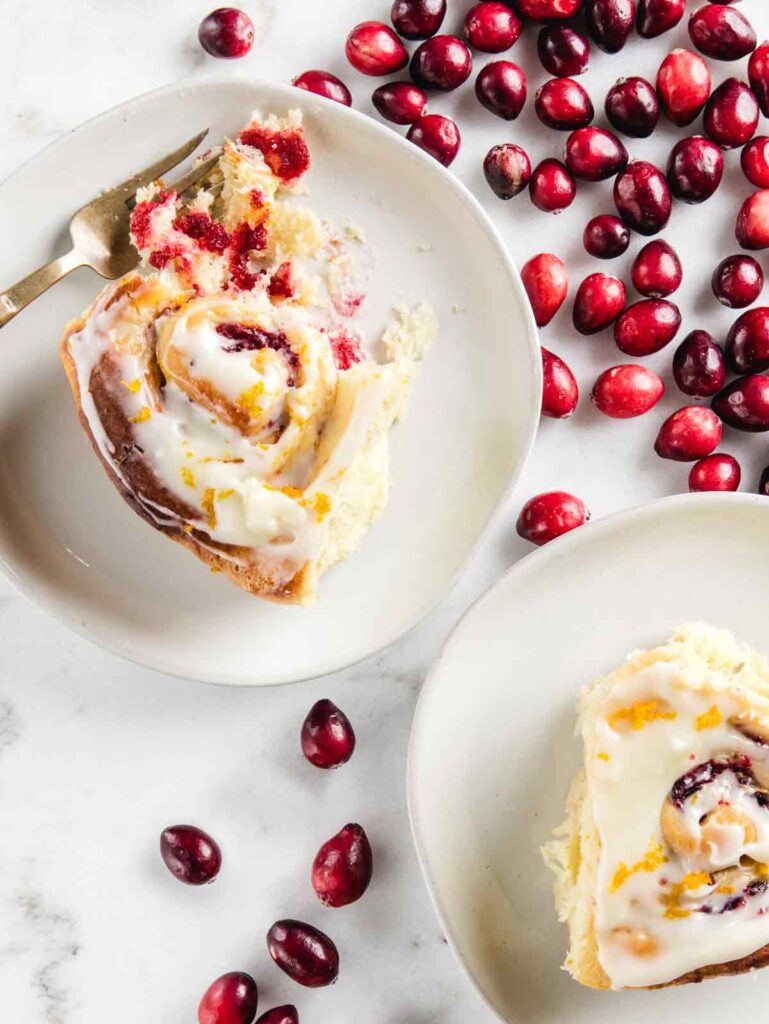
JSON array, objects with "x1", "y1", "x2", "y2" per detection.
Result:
[{"x1": 2, "y1": 1, "x2": 769, "y2": 1021}]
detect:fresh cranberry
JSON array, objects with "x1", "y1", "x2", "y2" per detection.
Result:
[
  {"x1": 516, "y1": 492, "x2": 589, "y2": 546},
  {"x1": 391, "y1": 0, "x2": 446, "y2": 39},
  {"x1": 673, "y1": 331, "x2": 726, "y2": 397},
  {"x1": 535, "y1": 78, "x2": 594, "y2": 130},
  {"x1": 583, "y1": 215, "x2": 630, "y2": 258},
  {"x1": 637, "y1": 0, "x2": 685, "y2": 39},
  {"x1": 407, "y1": 114, "x2": 461, "y2": 165},
  {"x1": 655, "y1": 407, "x2": 722, "y2": 461},
  {"x1": 198, "y1": 973, "x2": 258, "y2": 1024},
  {"x1": 537, "y1": 25, "x2": 590, "y2": 76},
  {"x1": 521, "y1": 253, "x2": 569, "y2": 325},
  {"x1": 516, "y1": 0, "x2": 585, "y2": 18},
  {"x1": 255, "y1": 1009, "x2": 297, "y2": 1024},
  {"x1": 725, "y1": 307, "x2": 769, "y2": 372},
  {"x1": 591, "y1": 364, "x2": 664, "y2": 417},
  {"x1": 346, "y1": 22, "x2": 408, "y2": 76},
  {"x1": 737, "y1": 190, "x2": 769, "y2": 250},
  {"x1": 267, "y1": 921, "x2": 339, "y2": 988},
  {"x1": 464, "y1": 2, "x2": 522, "y2": 52},
  {"x1": 292, "y1": 71, "x2": 352, "y2": 106},
  {"x1": 372, "y1": 82, "x2": 427, "y2": 124},
  {"x1": 484, "y1": 143, "x2": 531, "y2": 199},
  {"x1": 657, "y1": 49, "x2": 711, "y2": 126},
  {"x1": 198, "y1": 8, "x2": 254, "y2": 58},
  {"x1": 573, "y1": 273, "x2": 626, "y2": 334},
  {"x1": 688, "y1": 5, "x2": 757, "y2": 62},
  {"x1": 410, "y1": 35, "x2": 472, "y2": 91},
  {"x1": 565, "y1": 127, "x2": 628, "y2": 181},
  {"x1": 475, "y1": 61, "x2": 527, "y2": 119},
  {"x1": 605, "y1": 77, "x2": 659, "y2": 137},
  {"x1": 301, "y1": 699, "x2": 355, "y2": 768},
  {"x1": 614, "y1": 299, "x2": 681, "y2": 355},
  {"x1": 585, "y1": 0, "x2": 636, "y2": 54},
  {"x1": 614, "y1": 161, "x2": 672, "y2": 235},
  {"x1": 689, "y1": 454, "x2": 741, "y2": 492},
  {"x1": 312, "y1": 823, "x2": 373, "y2": 908},
  {"x1": 529, "y1": 159, "x2": 577, "y2": 213},
  {"x1": 704, "y1": 79, "x2": 759, "y2": 149},
  {"x1": 712, "y1": 375, "x2": 769, "y2": 431},
  {"x1": 541, "y1": 347, "x2": 579, "y2": 417},
  {"x1": 712, "y1": 256, "x2": 764, "y2": 309},
  {"x1": 741, "y1": 137, "x2": 769, "y2": 188},
  {"x1": 749, "y1": 42, "x2": 769, "y2": 117},
  {"x1": 667, "y1": 136, "x2": 724, "y2": 203},
  {"x1": 160, "y1": 825, "x2": 222, "y2": 885},
  {"x1": 631, "y1": 239, "x2": 682, "y2": 297}
]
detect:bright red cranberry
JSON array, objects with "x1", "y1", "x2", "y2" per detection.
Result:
[
  {"x1": 464, "y1": 2, "x2": 522, "y2": 52},
  {"x1": 741, "y1": 137, "x2": 769, "y2": 188},
  {"x1": 541, "y1": 347, "x2": 579, "y2": 417},
  {"x1": 537, "y1": 25, "x2": 590, "y2": 76},
  {"x1": 704, "y1": 79, "x2": 759, "y2": 149},
  {"x1": 346, "y1": 22, "x2": 408, "y2": 76},
  {"x1": 713, "y1": 256, "x2": 764, "y2": 309},
  {"x1": 160, "y1": 825, "x2": 222, "y2": 885},
  {"x1": 410, "y1": 35, "x2": 472, "y2": 91},
  {"x1": 529, "y1": 159, "x2": 577, "y2": 213},
  {"x1": 657, "y1": 49, "x2": 711, "y2": 126},
  {"x1": 689, "y1": 453, "x2": 741, "y2": 492},
  {"x1": 407, "y1": 114, "x2": 460, "y2": 166},
  {"x1": 637, "y1": 0, "x2": 685, "y2": 39},
  {"x1": 516, "y1": 0, "x2": 585, "y2": 18},
  {"x1": 565, "y1": 127, "x2": 628, "y2": 181},
  {"x1": 749, "y1": 42, "x2": 769, "y2": 117},
  {"x1": 583, "y1": 214, "x2": 630, "y2": 258},
  {"x1": 516, "y1": 491, "x2": 589, "y2": 546},
  {"x1": 689, "y1": 6, "x2": 757, "y2": 61},
  {"x1": 535, "y1": 78, "x2": 594, "y2": 130},
  {"x1": 667, "y1": 136, "x2": 724, "y2": 203},
  {"x1": 585, "y1": 0, "x2": 636, "y2": 54},
  {"x1": 484, "y1": 143, "x2": 531, "y2": 198},
  {"x1": 591, "y1": 364, "x2": 664, "y2": 417},
  {"x1": 372, "y1": 82, "x2": 427, "y2": 124},
  {"x1": 655, "y1": 407, "x2": 722, "y2": 461},
  {"x1": 292, "y1": 71, "x2": 351, "y2": 106},
  {"x1": 573, "y1": 273, "x2": 626, "y2": 334},
  {"x1": 301, "y1": 699, "x2": 355, "y2": 768},
  {"x1": 391, "y1": 0, "x2": 446, "y2": 39},
  {"x1": 673, "y1": 331, "x2": 726, "y2": 397},
  {"x1": 521, "y1": 253, "x2": 568, "y2": 325},
  {"x1": 198, "y1": 8, "x2": 254, "y2": 58},
  {"x1": 198, "y1": 973, "x2": 258, "y2": 1024},
  {"x1": 605, "y1": 77, "x2": 659, "y2": 137},
  {"x1": 475, "y1": 61, "x2": 527, "y2": 119},
  {"x1": 254, "y1": 1008, "x2": 297, "y2": 1024},
  {"x1": 267, "y1": 921, "x2": 339, "y2": 988},
  {"x1": 631, "y1": 239, "x2": 682, "y2": 297},
  {"x1": 614, "y1": 299, "x2": 681, "y2": 355},
  {"x1": 614, "y1": 161, "x2": 672, "y2": 235},
  {"x1": 712, "y1": 375, "x2": 769, "y2": 431},
  {"x1": 725, "y1": 307, "x2": 769, "y2": 372},
  {"x1": 737, "y1": 190, "x2": 769, "y2": 250},
  {"x1": 312, "y1": 823, "x2": 373, "y2": 908}
]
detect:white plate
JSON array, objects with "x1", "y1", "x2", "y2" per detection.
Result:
[
  {"x1": 409, "y1": 494, "x2": 769, "y2": 1023},
  {"x1": 0, "y1": 76, "x2": 540, "y2": 685}
]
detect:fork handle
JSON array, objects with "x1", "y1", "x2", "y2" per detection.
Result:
[{"x1": 0, "y1": 248, "x2": 83, "y2": 329}]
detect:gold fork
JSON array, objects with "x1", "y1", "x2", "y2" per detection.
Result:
[{"x1": 0, "y1": 130, "x2": 219, "y2": 329}]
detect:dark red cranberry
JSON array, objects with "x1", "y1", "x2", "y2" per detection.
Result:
[
  {"x1": 712, "y1": 375, "x2": 769, "y2": 431},
  {"x1": 346, "y1": 22, "x2": 409, "y2": 76},
  {"x1": 521, "y1": 253, "x2": 569, "y2": 325},
  {"x1": 516, "y1": 491, "x2": 589, "y2": 546},
  {"x1": 689, "y1": 5, "x2": 757, "y2": 61},
  {"x1": 637, "y1": 0, "x2": 685, "y2": 39},
  {"x1": 535, "y1": 77, "x2": 594, "y2": 130},
  {"x1": 713, "y1": 256, "x2": 764, "y2": 309},
  {"x1": 585, "y1": 0, "x2": 636, "y2": 54},
  {"x1": 301, "y1": 699, "x2": 355, "y2": 768},
  {"x1": 529, "y1": 159, "x2": 577, "y2": 213},
  {"x1": 160, "y1": 825, "x2": 222, "y2": 885},
  {"x1": 725, "y1": 307, "x2": 769, "y2": 372},
  {"x1": 614, "y1": 161, "x2": 672, "y2": 234},
  {"x1": 541, "y1": 347, "x2": 579, "y2": 417},
  {"x1": 407, "y1": 114, "x2": 461, "y2": 165},
  {"x1": 565, "y1": 127, "x2": 627, "y2": 181},
  {"x1": 292, "y1": 71, "x2": 352, "y2": 106},
  {"x1": 605, "y1": 77, "x2": 659, "y2": 137},
  {"x1": 741, "y1": 137, "x2": 769, "y2": 188},
  {"x1": 484, "y1": 143, "x2": 531, "y2": 198},
  {"x1": 464, "y1": 2, "x2": 522, "y2": 52},
  {"x1": 655, "y1": 407, "x2": 722, "y2": 460},
  {"x1": 255, "y1": 1008, "x2": 298, "y2": 1024},
  {"x1": 573, "y1": 273, "x2": 626, "y2": 334},
  {"x1": 267, "y1": 921, "x2": 339, "y2": 988},
  {"x1": 704, "y1": 79, "x2": 760, "y2": 149},
  {"x1": 198, "y1": 973, "x2": 258, "y2": 1024},
  {"x1": 689, "y1": 454, "x2": 741, "y2": 492},
  {"x1": 537, "y1": 25, "x2": 590, "y2": 76},
  {"x1": 591, "y1": 364, "x2": 664, "y2": 417},
  {"x1": 737, "y1": 190, "x2": 769, "y2": 250},
  {"x1": 614, "y1": 299, "x2": 681, "y2": 355},
  {"x1": 312, "y1": 823, "x2": 373, "y2": 908},
  {"x1": 372, "y1": 82, "x2": 427, "y2": 124},
  {"x1": 673, "y1": 331, "x2": 726, "y2": 397},
  {"x1": 198, "y1": 8, "x2": 254, "y2": 58},
  {"x1": 583, "y1": 214, "x2": 630, "y2": 258},
  {"x1": 475, "y1": 61, "x2": 527, "y2": 119},
  {"x1": 657, "y1": 49, "x2": 711, "y2": 126},
  {"x1": 410, "y1": 35, "x2": 472, "y2": 91},
  {"x1": 667, "y1": 136, "x2": 724, "y2": 203},
  {"x1": 749, "y1": 42, "x2": 769, "y2": 117},
  {"x1": 516, "y1": 0, "x2": 585, "y2": 18},
  {"x1": 631, "y1": 239, "x2": 682, "y2": 297},
  {"x1": 391, "y1": 0, "x2": 446, "y2": 39}
]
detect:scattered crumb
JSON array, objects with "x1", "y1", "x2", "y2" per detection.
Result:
[
  {"x1": 417, "y1": 243, "x2": 432, "y2": 253},
  {"x1": 345, "y1": 223, "x2": 366, "y2": 244},
  {"x1": 452, "y1": 304, "x2": 466, "y2": 314}
]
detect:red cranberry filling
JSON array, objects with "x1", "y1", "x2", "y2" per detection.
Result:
[
  {"x1": 175, "y1": 212, "x2": 232, "y2": 253},
  {"x1": 228, "y1": 222, "x2": 268, "y2": 291},
  {"x1": 239, "y1": 126, "x2": 311, "y2": 184},
  {"x1": 130, "y1": 191, "x2": 173, "y2": 250},
  {"x1": 328, "y1": 328, "x2": 363, "y2": 370},
  {"x1": 216, "y1": 322, "x2": 299, "y2": 385}
]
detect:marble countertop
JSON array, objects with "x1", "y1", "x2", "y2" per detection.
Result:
[{"x1": 2, "y1": 1, "x2": 768, "y2": 1020}]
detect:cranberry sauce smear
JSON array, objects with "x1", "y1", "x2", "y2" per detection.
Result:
[
  {"x1": 239, "y1": 126, "x2": 310, "y2": 184},
  {"x1": 175, "y1": 212, "x2": 231, "y2": 253},
  {"x1": 669, "y1": 756, "x2": 753, "y2": 807},
  {"x1": 217, "y1": 323, "x2": 300, "y2": 385}
]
